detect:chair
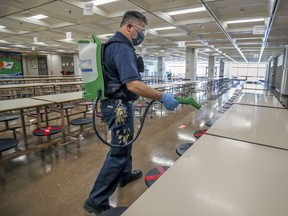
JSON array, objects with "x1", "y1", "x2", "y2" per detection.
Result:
[
  {"x1": 63, "y1": 105, "x2": 75, "y2": 124},
  {"x1": 33, "y1": 125, "x2": 62, "y2": 157},
  {"x1": 70, "y1": 118, "x2": 92, "y2": 148},
  {"x1": 194, "y1": 129, "x2": 207, "y2": 139},
  {"x1": 0, "y1": 115, "x2": 20, "y2": 138},
  {"x1": 0, "y1": 138, "x2": 19, "y2": 181},
  {"x1": 176, "y1": 142, "x2": 194, "y2": 156},
  {"x1": 145, "y1": 166, "x2": 169, "y2": 187}
]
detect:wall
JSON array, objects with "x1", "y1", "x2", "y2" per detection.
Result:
[
  {"x1": 22, "y1": 55, "x2": 39, "y2": 76},
  {"x1": 47, "y1": 54, "x2": 62, "y2": 76}
]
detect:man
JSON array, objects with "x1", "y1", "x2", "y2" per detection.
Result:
[{"x1": 83, "y1": 11, "x2": 179, "y2": 215}]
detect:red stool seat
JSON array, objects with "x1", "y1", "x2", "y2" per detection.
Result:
[
  {"x1": 33, "y1": 126, "x2": 62, "y2": 136},
  {"x1": 145, "y1": 166, "x2": 169, "y2": 187},
  {"x1": 194, "y1": 129, "x2": 206, "y2": 139}
]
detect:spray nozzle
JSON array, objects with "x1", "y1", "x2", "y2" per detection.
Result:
[{"x1": 175, "y1": 97, "x2": 201, "y2": 110}]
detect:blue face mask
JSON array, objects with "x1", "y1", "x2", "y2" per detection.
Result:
[
  {"x1": 132, "y1": 31, "x2": 144, "y2": 46},
  {"x1": 131, "y1": 25, "x2": 146, "y2": 46}
]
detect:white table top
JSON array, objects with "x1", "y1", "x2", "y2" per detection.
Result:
[
  {"x1": 33, "y1": 91, "x2": 83, "y2": 103},
  {"x1": 0, "y1": 98, "x2": 54, "y2": 112},
  {"x1": 234, "y1": 93, "x2": 283, "y2": 108},
  {"x1": 241, "y1": 89, "x2": 273, "y2": 95},
  {"x1": 243, "y1": 83, "x2": 267, "y2": 90},
  {"x1": 206, "y1": 104, "x2": 288, "y2": 150},
  {"x1": 0, "y1": 83, "x2": 52, "y2": 89},
  {"x1": 123, "y1": 135, "x2": 288, "y2": 216}
]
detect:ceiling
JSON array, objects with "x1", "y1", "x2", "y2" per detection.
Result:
[{"x1": 0, "y1": 0, "x2": 287, "y2": 63}]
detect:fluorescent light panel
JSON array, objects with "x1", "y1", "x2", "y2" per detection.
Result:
[
  {"x1": 227, "y1": 18, "x2": 265, "y2": 24},
  {"x1": 30, "y1": 14, "x2": 48, "y2": 20},
  {"x1": 91, "y1": 0, "x2": 118, "y2": 6},
  {"x1": 152, "y1": 26, "x2": 176, "y2": 31},
  {"x1": 167, "y1": 6, "x2": 206, "y2": 16}
]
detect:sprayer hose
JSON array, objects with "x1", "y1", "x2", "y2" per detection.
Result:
[{"x1": 92, "y1": 90, "x2": 155, "y2": 148}]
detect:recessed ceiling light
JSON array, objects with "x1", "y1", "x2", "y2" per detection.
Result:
[
  {"x1": 227, "y1": 18, "x2": 265, "y2": 24},
  {"x1": 152, "y1": 26, "x2": 176, "y2": 31},
  {"x1": 91, "y1": 0, "x2": 119, "y2": 6},
  {"x1": 29, "y1": 14, "x2": 48, "y2": 20},
  {"x1": 167, "y1": 6, "x2": 206, "y2": 16}
]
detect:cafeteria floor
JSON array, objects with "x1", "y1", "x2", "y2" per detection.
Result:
[{"x1": 1, "y1": 86, "x2": 237, "y2": 216}]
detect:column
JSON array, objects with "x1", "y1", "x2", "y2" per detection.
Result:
[
  {"x1": 219, "y1": 59, "x2": 225, "y2": 78},
  {"x1": 208, "y1": 56, "x2": 215, "y2": 79},
  {"x1": 157, "y1": 56, "x2": 165, "y2": 83},
  {"x1": 185, "y1": 48, "x2": 197, "y2": 81},
  {"x1": 280, "y1": 46, "x2": 288, "y2": 95}
]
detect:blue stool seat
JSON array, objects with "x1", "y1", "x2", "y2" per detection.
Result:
[
  {"x1": 176, "y1": 142, "x2": 194, "y2": 156},
  {"x1": 99, "y1": 207, "x2": 128, "y2": 216},
  {"x1": 205, "y1": 119, "x2": 216, "y2": 127},
  {"x1": 71, "y1": 118, "x2": 92, "y2": 126},
  {"x1": 0, "y1": 138, "x2": 18, "y2": 152}
]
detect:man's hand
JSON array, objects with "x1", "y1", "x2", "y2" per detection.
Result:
[{"x1": 160, "y1": 93, "x2": 179, "y2": 111}]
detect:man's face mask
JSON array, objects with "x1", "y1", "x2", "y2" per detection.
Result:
[{"x1": 131, "y1": 24, "x2": 147, "y2": 46}]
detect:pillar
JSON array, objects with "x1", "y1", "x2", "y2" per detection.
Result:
[
  {"x1": 157, "y1": 56, "x2": 165, "y2": 82},
  {"x1": 185, "y1": 48, "x2": 197, "y2": 81},
  {"x1": 219, "y1": 59, "x2": 225, "y2": 78},
  {"x1": 280, "y1": 46, "x2": 288, "y2": 95},
  {"x1": 208, "y1": 56, "x2": 215, "y2": 79}
]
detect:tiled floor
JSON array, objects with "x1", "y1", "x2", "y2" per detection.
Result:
[{"x1": 0, "y1": 87, "x2": 235, "y2": 216}]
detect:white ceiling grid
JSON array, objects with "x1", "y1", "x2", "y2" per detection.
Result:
[{"x1": 0, "y1": 0, "x2": 287, "y2": 62}]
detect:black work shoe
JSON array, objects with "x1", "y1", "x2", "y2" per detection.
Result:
[
  {"x1": 119, "y1": 169, "x2": 142, "y2": 188},
  {"x1": 83, "y1": 199, "x2": 112, "y2": 215}
]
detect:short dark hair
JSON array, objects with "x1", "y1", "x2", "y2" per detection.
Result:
[{"x1": 120, "y1": 11, "x2": 148, "y2": 27}]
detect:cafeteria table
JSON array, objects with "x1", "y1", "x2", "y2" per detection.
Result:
[
  {"x1": 123, "y1": 135, "x2": 288, "y2": 216},
  {"x1": 33, "y1": 91, "x2": 84, "y2": 143},
  {"x1": 206, "y1": 104, "x2": 288, "y2": 150},
  {"x1": 0, "y1": 98, "x2": 54, "y2": 146},
  {"x1": 234, "y1": 93, "x2": 284, "y2": 108}
]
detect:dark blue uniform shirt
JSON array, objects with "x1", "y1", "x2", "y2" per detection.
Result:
[{"x1": 103, "y1": 32, "x2": 141, "y2": 101}]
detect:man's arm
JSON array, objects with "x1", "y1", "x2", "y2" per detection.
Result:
[{"x1": 126, "y1": 80, "x2": 162, "y2": 101}]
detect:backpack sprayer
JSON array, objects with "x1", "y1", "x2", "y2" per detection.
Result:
[{"x1": 78, "y1": 35, "x2": 201, "y2": 148}]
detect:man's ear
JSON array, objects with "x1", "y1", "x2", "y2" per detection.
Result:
[{"x1": 127, "y1": 24, "x2": 133, "y2": 32}]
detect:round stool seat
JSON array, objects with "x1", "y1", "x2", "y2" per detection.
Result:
[
  {"x1": 176, "y1": 142, "x2": 194, "y2": 156},
  {"x1": 222, "y1": 104, "x2": 231, "y2": 109},
  {"x1": 226, "y1": 102, "x2": 233, "y2": 105},
  {"x1": 99, "y1": 207, "x2": 128, "y2": 216},
  {"x1": 33, "y1": 126, "x2": 62, "y2": 136},
  {"x1": 0, "y1": 115, "x2": 19, "y2": 122},
  {"x1": 79, "y1": 101, "x2": 93, "y2": 106},
  {"x1": 134, "y1": 103, "x2": 148, "y2": 108},
  {"x1": 70, "y1": 118, "x2": 92, "y2": 126},
  {"x1": 96, "y1": 112, "x2": 103, "y2": 118},
  {"x1": 63, "y1": 105, "x2": 75, "y2": 109},
  {"x1": 205, "y1": 120, "x2": 215, "y2": 127},
  {"x1": 194, "y1": 129, "x2": 206, "y2": 139},
  {"x1": 218, "y1": 109, "x2": 227, "y2": 113},
  {"x1": 30, "y1": 109, "x2": 50, "y2": 115},
  {"x1": 145, "y1": 166, "x2": 169, "y2": 187},
  {"x1": 0, "y1": 138, "x2": 18, "y2": 152}
]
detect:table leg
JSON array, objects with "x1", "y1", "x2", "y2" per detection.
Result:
[
  {"x1": 60, "y1": 103, "x2": 66, "y2": 143},
  {"x1": 20, "y1": 109, "x2": 28, "y2": 147}
]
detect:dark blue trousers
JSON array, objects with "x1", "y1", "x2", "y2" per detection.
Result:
[{"x1": 89, "y1": 100, "x2": 135, "y2": 207}]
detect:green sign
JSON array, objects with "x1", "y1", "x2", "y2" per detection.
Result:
[{"x1": 0, "y1": 51, "x2": 23, "y2": 76}]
